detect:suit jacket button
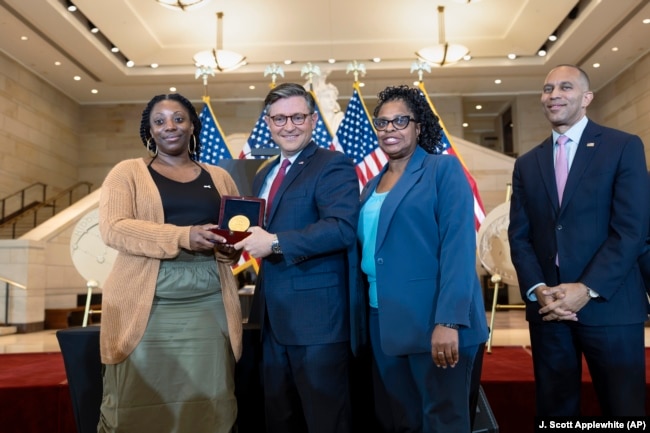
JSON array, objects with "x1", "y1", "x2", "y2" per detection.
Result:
[
  {"x1": 556, "y1": 224, "x2": 563, "y2": 230},
  {"x1": 377, "y1": 258, "x2": 384, "y2": 265}
]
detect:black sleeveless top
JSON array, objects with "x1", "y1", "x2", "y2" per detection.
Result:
[{"x1": 148, "y1": 163, "x2": 221, "y2": 226}]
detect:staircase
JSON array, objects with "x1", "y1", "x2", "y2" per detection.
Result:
[{"x1": 0, "y1": 182, "x2": 93, "y2": 239}]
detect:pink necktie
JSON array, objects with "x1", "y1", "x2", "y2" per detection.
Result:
[
  {"x1": 266, "y1": 159, "x2": 291, "y2": 219},
  {"x1": 555, "y1": 135, "x2": 569, "y2": 204}
]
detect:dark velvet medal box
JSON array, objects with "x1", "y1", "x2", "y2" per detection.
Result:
[{"x1": 210, "y1": 195, "x2": 266, "y2": 244}]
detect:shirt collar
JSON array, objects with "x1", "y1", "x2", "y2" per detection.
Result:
[{"x1": 553, "y1": 116, "x2": 589, "y2": 145}]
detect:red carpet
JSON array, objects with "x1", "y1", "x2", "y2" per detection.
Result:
[
  {"x1": 481, "y1": 346, "x2": 650, "y2": 433},
  {"x1": 0, "y1": 352, "x2": 76, "y2": 433},
  {"x1": 2, "y1": 348, "x2": 649, "y2": 433}
]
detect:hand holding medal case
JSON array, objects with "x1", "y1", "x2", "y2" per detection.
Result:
[{"x1": 210, "y1": 196, "x2": 266, "y2": 244}]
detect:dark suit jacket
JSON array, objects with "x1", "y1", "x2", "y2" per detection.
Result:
[
  {"x1": 360, "y1": 147, "x2": 488, "y2": 356},
  {"x1": 508, "y1": 119, "x2": 649, "y2": 325},
  {"x1": 640, "y1": 172, "x2": 650, "y2": 293},
  {"x1": 249, "y1": 142, "x2": 365, "y2": 353}
]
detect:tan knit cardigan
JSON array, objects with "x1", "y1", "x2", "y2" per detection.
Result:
[{"x1": 98, "y1": 158, "x2": 243, "y2": 364}]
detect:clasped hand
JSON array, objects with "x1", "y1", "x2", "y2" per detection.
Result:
[{"x1": 536, "y1": 282, "x2": 591, "y2": 321}]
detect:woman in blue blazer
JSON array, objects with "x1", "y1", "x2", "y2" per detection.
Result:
[{"x1": 357, "y1": 85, "x2": 488, "y2": 433}]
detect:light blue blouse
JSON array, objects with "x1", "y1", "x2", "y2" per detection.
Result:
[{"x1": 357, "y1": 189, "x2": 388, "y2": 308}]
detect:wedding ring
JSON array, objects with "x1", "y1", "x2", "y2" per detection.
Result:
[{"x1": 438, "y1": 352, "x2": 444, "y2": 357}]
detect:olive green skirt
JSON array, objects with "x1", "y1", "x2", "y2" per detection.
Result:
[{"x1": 98, "y1": 250, "x2": 236, "y2": 433}]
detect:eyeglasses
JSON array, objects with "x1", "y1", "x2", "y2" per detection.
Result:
[
  {"x1": 372, "y1": 115, "x2": 417, "y2": 131},
  {"x1": 267, "y1": 113, "x2": 312, "y2": 127}
]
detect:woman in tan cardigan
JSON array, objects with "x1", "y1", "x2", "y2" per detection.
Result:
[{"x1": 97, "y1": 93, "x2": 243, "y2": 433}]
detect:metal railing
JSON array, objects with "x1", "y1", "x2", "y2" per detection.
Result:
[
  {"x1": 0, "y1": 182, "x2": 47, "y2": 223},
  {"x1": 0, "y1": 276, "x2": 26, "y2": 326},
  {"x1": 0, "y1": 182, "x2": 93, "y2": 239}
]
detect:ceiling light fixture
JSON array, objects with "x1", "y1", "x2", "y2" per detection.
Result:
[
  {"x1": 416, "y1": 6, "x2": 469, "y2": 67},
  {"x1": 193, "y1": 12, "x2": 246, "y2": 73},
  {"x1": 156, "y1": 0, "x2": 210, "y2": 11}
]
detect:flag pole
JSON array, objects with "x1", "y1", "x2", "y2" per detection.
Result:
[
  {"x1": 300, "y1": 62, "x2": 320, "y2": 92},
  {"x1": 264, "y1": 64, "x2": 284, "y2": 89}
]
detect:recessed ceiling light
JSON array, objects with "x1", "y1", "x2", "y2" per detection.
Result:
[
  {"x1": 150, "y1": 63, "x2": 159, "y2": 69},
  {"x1": 507, "y1": 53, "x2": 516, "y2": 60},
  {"x1": 548, "y1": 34, "x2": 557, "y2": 42},
  {"x1": 611, "y1": 47, "x2": 619, "y2": 52},
  {"x1": 359, "y1": 82, "x2": 365, "y2": 87},
  {"x1": 494, "y1": 79, "x2": 502, "y2": 84},
  {"x1": 462, "y1": 122, "x2": 469, "y2": 128},
  {"x1": 643, "y1": 18, "x2": 650, "y2": 24},
  {"x1": 91, "y1": 89, "x2": 98, "y2": 94},
  {"x1": 372, "y1": 58, "x2": 381, "y2": 63},
  {"x1": 73, "y1": 76, "x2": 81, "y2": 81},
  {"x1": 284, "y1": 60, "x2": 292, "y2": 65},
  {"x1": 249, "y1": 85, "x2": 256, "y2": 90},
  {"x1": 20, "y1": 36, "x2": 28, "y2": 41},
  {"x1": 475, "y1": 104, "x2": 482, "y2": 110},
  {"x1": 328, "y1": 59, "x2": 336, "y2": 64},
  {"x1": 126, "y1": 60, "x2": 134, "y2": 67},
  {"x1": 537, "y1": 48, "x2": 547, "y2": 57},
  {"x1": 111, "y1": 46, "x2": 120, "y2": 53},
  {"x1": 592, "y1": 63, "x2": 601, "y2": 68},
  {"x1": 54, "y1": 61, "x2": 61, "y2": 66},
  {"x1": 169, "y1": 87, "x2": 177, "y2": 92},
  {"x1": 463, "y1": 54, "x2": 472, "y2": 61}
]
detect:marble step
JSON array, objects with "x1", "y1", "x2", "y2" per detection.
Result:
[{"x1": 0, "y1": 326, "x2": 17, "y2": 336}]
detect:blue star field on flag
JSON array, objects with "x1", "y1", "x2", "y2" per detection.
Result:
[
  {"x1": 334, "y1": 84, "x2": 383, "y2": 186},
  {"x1": 198, "y1": 100, "x2": 233, "y2": 163}
]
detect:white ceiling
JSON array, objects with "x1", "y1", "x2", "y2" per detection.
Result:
[{"x1": 1, "y1": 0, "x2": 649, "y2": 136}]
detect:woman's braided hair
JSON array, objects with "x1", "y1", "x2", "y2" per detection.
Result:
[{"x1": 139, "y1": 93, "x2": 202, "y2": 160}]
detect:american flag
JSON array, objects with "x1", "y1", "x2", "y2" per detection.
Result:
[
  {"x1": 334, "y1": 83, "x2": 386, "y2": 187},
  {"x1": 240, "y1": 89, "x2": 335, "y2": 159},
  {"x1": 418, "y1": 82, "x2": 486, "y2": 231},
  {"x1": 231, "y1": 250, "x2": 259, "y2": 275},
  {"x1": 198, "y1": 96, "x2": 235, "y2": 163},
  {"x1": 197, "y1": 97, "x2": 259, "y2": 274}
]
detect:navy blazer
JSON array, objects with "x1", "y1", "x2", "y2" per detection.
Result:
[
  {"x1": 508, "y1": 120, "x2": 649, "y2": 324},
  {"x1": 639, "y1": 172, "x2": 650, "y2": 293},
  {"x1": 249, "y1": 142, "x2": 365, "y2": 353},
  {"x1": 360, "y1": 147, "x2": 488, "y2": 356}
]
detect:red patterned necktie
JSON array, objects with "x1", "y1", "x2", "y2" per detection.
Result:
[
  {"x1": 555, "y1": 135, "x2": 569, "y2": 204},
  {"x1": 266, "y1": 159, "x2": 291, "y2": 219}
]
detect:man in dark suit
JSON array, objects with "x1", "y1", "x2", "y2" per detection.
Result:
[
  {"x1": 508, "y1": 64, "x2": 649, "y2": 416},
  {"x1": 234, "y1": 83, "x2": 362, "y2": 433}
]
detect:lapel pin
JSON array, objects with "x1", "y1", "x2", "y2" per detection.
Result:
[{"x1": 586, "y1": 142, "x2": 595, "y2": 147}]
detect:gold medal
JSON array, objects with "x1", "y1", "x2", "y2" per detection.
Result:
[{"x1": 228, "y1": 215, "x2": 250, "y2": 232}]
